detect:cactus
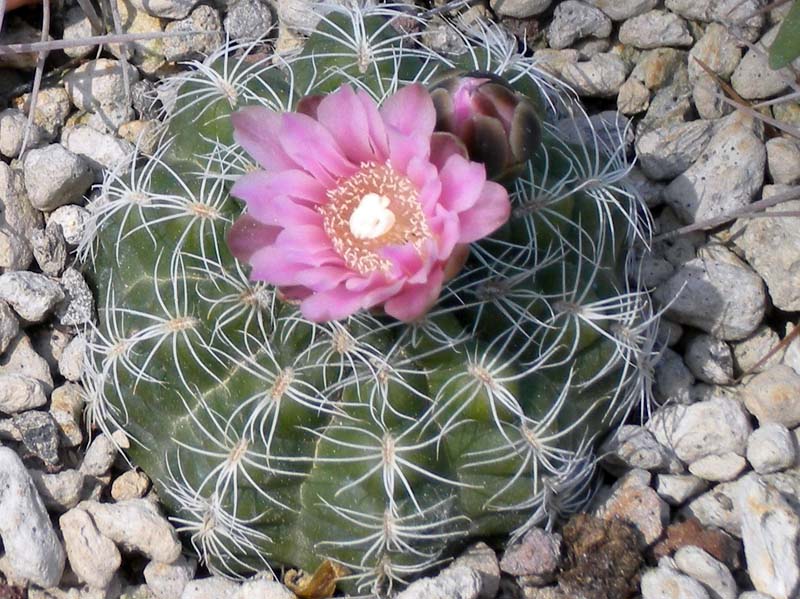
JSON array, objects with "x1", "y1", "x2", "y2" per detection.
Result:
[{"x1": 79, "y1": 3, "x2": 658, "y2": 596}]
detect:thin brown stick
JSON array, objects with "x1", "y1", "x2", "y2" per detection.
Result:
[
  {"x1": 0, "y1": 29, "x2": 207, "y2": 54},
  {"x1": 736, "y1": 322, "x2": 800, "y2": 382},
  {"x1": 20, "y1": 0, "x2": 49, "y2": 156}
]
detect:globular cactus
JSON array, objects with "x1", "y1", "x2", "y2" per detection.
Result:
[{"x1": 79, "y1": 3, "x2": 658, "y2": 596}]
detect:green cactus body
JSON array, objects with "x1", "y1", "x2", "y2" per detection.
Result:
[{"x1": 80, "y1": 5, "x2": 657, "y2": 596}]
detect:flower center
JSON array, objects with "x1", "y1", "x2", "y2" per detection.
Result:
[{"x1": 320, "y1": 162, "x2": 430, "y2": 275}]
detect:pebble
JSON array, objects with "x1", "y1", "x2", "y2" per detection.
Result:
[
  {"x1": 766, "y1": 137, "x2": 800, "y2": 185},
  {"x1": 144, "y1": 555, "x2": 197, "y2": 599},
  {"x1": 732, "y1": 326, "x2": 783, "y2": 375},
  {"x1": 59, "y1": 335, "x2": 86, "y2": 382},
  {"x1": 0, "y1": 374, "x2": 48, "y2": 413},
  {"x1": 489, "y1": 0, "x2": 551, "y2": 18},
  {"x1": 684, "y1": 477, "x2": 744, "y2": 537},
  {"x1": 48, "y1": 204, "x2": 90, "y2": 246},
  {"x1": 81, "y1": 434, "x2": 119, "y2": 477},
  {"x1": 641, "y1": 567, "x2": 710, "y2": 599},
  {"x1": 732, "y1": 25, "x2": 797, "y2": 100},
  {"x1": 163, "y1": 6, "x2": 224, "y2": 63},
  {"x1": 13, "y1": 411, "x2": 61, "y2": 465},
  {"x1": 595, "y1": 471, "x2": 670, "y2": 545},
  {"x1": 62, "y1": 6, "x2": 95, "y2": 59},
  {"x1": 736, "y1": 475, "x2": 800, "y2": 598},
  {"x1": 785, "y1": 325, "x2": 800, "y2": 377},
  {"x1": 617, "y1": 78, "x2": 650, "y2": 114},
  {"x1": 741, "y1": 365, "x2": 800, "y2": 428},
  {"x1": 747, "y1": 423, "x2": 796, "y2": 474},
  {"x1": 12, "y1": 87, "x2": 71, "y2": 140},
  {"x1": 674, "y1": 546, "x2": 737, "y2": 599},
  {"x1": 637, "y1": 66, "x2": 693, "y2": 134},
  {"x1": 711, "y1": 0, "x2": 765, "y2": 41},
  {"x1": 732, "y1": 193, "x2": 800, "y2": 312},
  {"x1": 107, "y1": 0, "x2": 167, "y2": 75},
  {"x1": 654, "y1": 347, "x2": 694, "y2": 404},
  {"x1": 57, "y1": 268, "x2": 95, "y2": 326},
  {"x1": 61, "y1": 125, "x2": 134, "y2": 175},
  {"x1": 688, "y1": 452, "x2": 748, "y2": 482},
  {"x1": 395, "y1": 565, "x2": 482, "y2": 599},
  {"x1": 64, "y1": 60, "x2": 138, "y2": 131},
  {"x1": 500, "y1": 528, "x2": 562, "y2": 584},
  {"x1": 0, "y1": 447, "x2": 65, "y2": 588},
  {"x1": 451, "y1": 543, "x2": 500, "y2": 599},
  {"x1": 0, "y1": 272, "x2": 64, "y2": 323},
  {"x1": 653, "y1": 244, "x2": 766, "y2": 341},
  {"x1": 23, "y1": 144, "x2": 93, "y2": 211},
  {"x1": 582, "y1": 0, "x2": 657, "y2": 20},
  {"x1": 635, "y1": 119, "x2": 714, "y2": 180},
  {"x1": 646, "y1": 398, "x2": 752, "y2": 464},
  {"x1": 559, "y1": 53, "x2": 629, "y2": 97},
  {"x1": 688, "y1": 24, "x2": 742, "y2": 119},
  {"x1": 0, "y1": 333, "x2": 53, "y2": 392},
  {"x1": 81, "y1": 499, "x2": 182, "y2": 563},
  {"x1": 0, "y1": 227, "x2": 31, "y2": 271},
  {"x1": 234, "y1": 579, "x2": 294, "y2": 599},
  {"x1": 180, "y1": 576, "x2": 240, "y2": 599},
  {"x1": 600, "y1": 424, "x2": 678, "y2": 473},
  {"x1": 29, "y1": 469, "x2": 84, "y2": 512},
  {"x1": 129, "y1": 0, "x2": 197, "y2": 19},
  {"x1": 684, "y1": 334, "x2": 734, "y2": 385},
  {"x1": 31, "y1": 225, "x2": 67, "y2": 277},
  {"x1": 655, "y1": 474, "x2": 708, "y2": 506},
  {"x1": 546, "y1": 1, "x2": 611, "y2": 50},
  {"x1": 50, "y1": 382, "x2": 85, "y2": 447},
  {"x1": 738, "y1": 593, "x2": 772, "y2": 599},
  {"x1": 111, "y1": 470, "x2": 151, "y2": 501},
  {"x1": 0, "y1": 108, "x2": 45, "y2": 158},
  {"x1": 60, "y1": 507, "x2": 121, "y2": 589},
  {"x1": 664, "y1": 113, "x2": 765, "y2": 224},
  {"x1": 619, "y1": 10, "x2": 693, "y2": 49},
  {"x1": 224, "y1": 0, "x2": 273, "y2": 42},
  {"x1": 31, "y1": 325, "x2": 71, "y2": 377},
  {"x1": 0, "y1": 301, "x2": 19, "y2": 353}
]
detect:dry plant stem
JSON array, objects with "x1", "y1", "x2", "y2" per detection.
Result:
[
  {"x1": 20, "y1": 0, "x2": 49, "y2": 156},
  {"x1": 652, "y1": 186, "x2": 800, "y2": 242},
  {"x1": 738, "y1": 323, "x2": 800, "y2": 382},
  {"x1": 720, "y1": 93, "x2": 800, "y2": 138},
  {"x1": 0, "y1": 29, "x2": 209, "y2": 54},
  {"x1": 75, "y1": 0, "x2": 105, "y2": 39}
]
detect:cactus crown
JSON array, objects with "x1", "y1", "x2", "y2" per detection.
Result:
[{"x1": 78, "y1": 3, "x2": 657, "y2": 596}]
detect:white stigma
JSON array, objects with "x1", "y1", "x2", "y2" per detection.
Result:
[{"x1": 349, "y1": 193, "x2": 396, "y2": 240}]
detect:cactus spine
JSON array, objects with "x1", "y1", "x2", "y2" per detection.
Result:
[{"x1": 79, "y1": 3, "x2": 658, "y2": 596}]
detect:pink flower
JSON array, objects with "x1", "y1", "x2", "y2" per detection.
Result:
[{"x1": 227, "y1": 84, "x2": 511, "y2": 323}]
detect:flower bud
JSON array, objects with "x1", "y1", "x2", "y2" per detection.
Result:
[{"x1": 431, "y1": 71, "x2": 542, "y2": 180}]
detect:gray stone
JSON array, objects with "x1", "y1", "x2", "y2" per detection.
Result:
[
  {"x1": 490, "y1": 0, "x2": 551, "y2": 18},
  {"x1": 664, "y1": 113, "x2": 765, "y2": 225},
  {"x1": 619, "y1": 10, "x2": 693, "y2": 49},
  {"x1": 81, "y1": 434, "x2": 119, "y2": 477},
  {"x1": 30, "y1": 325, "x2": 71, "y2": 379},
  {"x1": 0, "y1": 333, "x2": 53, "y2": 391},
  {"x1": 595, "y1": 472, "x2": 670, "y2": 545},
  {"x1": 657, "y1": 319, "x2": 683, "y2": 348},
  {"x1": 546, "y1": 1, "x2": 611, "y2": 50},
  {"x1": 0, "y1": 374, "x2": 47, "y2": 413},
  {"x1": 641, "y1": 567, "x2": 710, "y2": 599},
  {"x1": 559, "y1": 53, "x2": 630, "y2": 97},
  {"x1": 0, "y1": 226, "x2": 31, "y2": 271},
  {"x1": 785, "y1": 324, "x2": 800, "y2": 377},
  {"x1": 688, "y1": 23, "x2": 742, "y2": 119},
  {"x1": 583, "y1": 0, "x2": 657, "y2": 20},
  {"x1": 747, "y1": 423, "x2": 796, "y2": 474},
  {"x1": 683, "y1": 477, "x2": 746, "y2": 536},
  {"x1": 647, "y1": 398, "x2": 752, "y2": 464},
  {"x1": 234, "y1": 579, "x2": 294, "y2": 599},
  {"x1": 396, "y1": 565, "x2": 482, "y2": 599},
  {"x1": 654, "y1": 347, "x2": 694, "y2": 405},
  {"x1": 81, "y1": 499, "x2": 182, "y2": 563},
  {"x1": 767, "y1": 137, "x2": 800, "y2": 185},
  {"x1": 60, "y1": 507, "x2": 121, "y2": 589},
  {"x1": 0, "y1": 301, "x2": 18, "y2": 354},
  {"x1": 61, "y1": 125, "x2": 134, "y2": 175},
  {"x1": 636, "y1": 120, "x2": 715, "y2": 180},
  {"x1": 163, "y1": 6, "x2": 224, "y2": 62},
  {"x1": 674, "y1": 546, "x2": 737, "y2": 599},
  {"x1": 31, "y1": 225, "x2": 67, "y2": 277},
  {"x1": 13, "y1": 411, "x2": 60, "y2": 465},
  {"x1": 637, "y1": 65, "x2": 694, "y2": 134},
  {"x1": 0, "y1": 272, "x2": 64, "y2": 323},
  {"x1": 0, "y1": 108, "x2": 45, "y2": 158},
  {"x1": 23, "y1": 144, "x2": 92, "y2": 211},
  {"x1": 48, "y1": 204, "x2": 90, "y2": 246},
  {"x1": 738, "y1": 593, "x2": 773, "y2": 599},
  {"x1": 57, "y1": 268, "x2": 94, "y2": 326},
  {"x1": 711, "y1": 0, "x2": 765, "y2": 41},
  {"x1": 144, "y1": 555, "x2": 197, "y2": 599},
  {"x1": 500, "y1": 528, "x2": 562, "y2": 584},
  {"x1": 733, "y1": 326, "x2": 783, "y2": 375},
  {"x1": 684, "y1": 334, "x2": 734, "y2": 385},
  {"x1": 59, "y1": 334, "x2": 86, "y2": 382},
  {"x1": 180, "y1": 577, "x2": 239, "y2": 599},
  {"x1": 224, "y1": 0, "x2": 273, "y2": 42},
  {"x1": 451, "y1": 543, "x2": 500, "y2": 599},
  {"x1": 29, "y1": 469, "x2": 84, "y2": 512},
  {"x1": 737, "y1": 475, "x2": 800, "y2": 598},
  {"x1": 63, "y1": 59, "x2": 138, "y2": 131},
  {"x1": 689, "y1": 452, "x2": 748, "y2": 482},
  {"x1": 12, "y1": 86, "x2": 71, "y2": 140},
  {"x1": 732, "y1": 194, "x2": 800, "y2": 312},
  {"x1": 665, "y1": 0, "x2": 714, "y2": 21},
  {"x1": 732, "y1": 25, "x2": 798, "y2": 100},
  {"x1": 653, "y1": 244, "x2": 765, "y2": 341},
  {"x1": 655, "y1": 474, "x2": 707, "y2": 506},
  {"x1": 50, "y1": 382, "x2": 85, "y2": 447},
  {"x1": 0, "y1": 161, "x2": 43, "y2": 240},
  {"x1": 600, "y1": 425, "x2": 678, "y2": 473},
  {"x1": 0, "y1": 447, "x2": 65, "y2": 587},
  {"x1": 617, "y1": 77, "x2": 651, "y2": 114},
  {"x1": 742, "y1": 365, "x2": 800, "y2": 428},
  {"x1": 62, "y1": 5, "x2": 95, "y2": 59}
]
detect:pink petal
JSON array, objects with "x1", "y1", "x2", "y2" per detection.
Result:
[
  {"x1": 279, "y1": 113, "x2": 357, "y2": 186},
  {"x1": 231, "y1": 170, "x2": 327, "y2": 210},
  {"x1": 295, "y1": 266, "x2": 353, "y2": 291},
  {"x1": 316, "y1": 85, "x2": 388, "y2": 165},
  {"x1": 429, "y1": 206, "x2": 460, "y2": 259},
  {"x1": 226, "y1": 215, "x2": 280, "y2": 263},
  {"x1": 250, "y1": 246, "x2": 310, "y2": 286},
  {"x1": 380, "y1": 84, "x2": 436, "y2": 140},
  {"x1": 274, "y1": 225, "x2": 335, "y2": 257},
  {"x1": 429, "y1": 132, "x2": 468, "y2": 171},
  {"x1": 383, "y1": 268, "x2": 445, "y2": 322},
  {"x1": 437, "y1": 154, "x2": 487, "y2": 213},
  {"x1": 457, "y1": 180, "x2": 511, "y2": 243},
  {"x1": 300, "y1": 286, "x2": 371, "y2": 322},
  {"x1": 231, "y1": 107, "x2": 296, "y2": 173}
]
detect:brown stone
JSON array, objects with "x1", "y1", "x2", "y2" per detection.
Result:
[{"x1": 651, "y1": 517, "x2": 741, "y2": 571}]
